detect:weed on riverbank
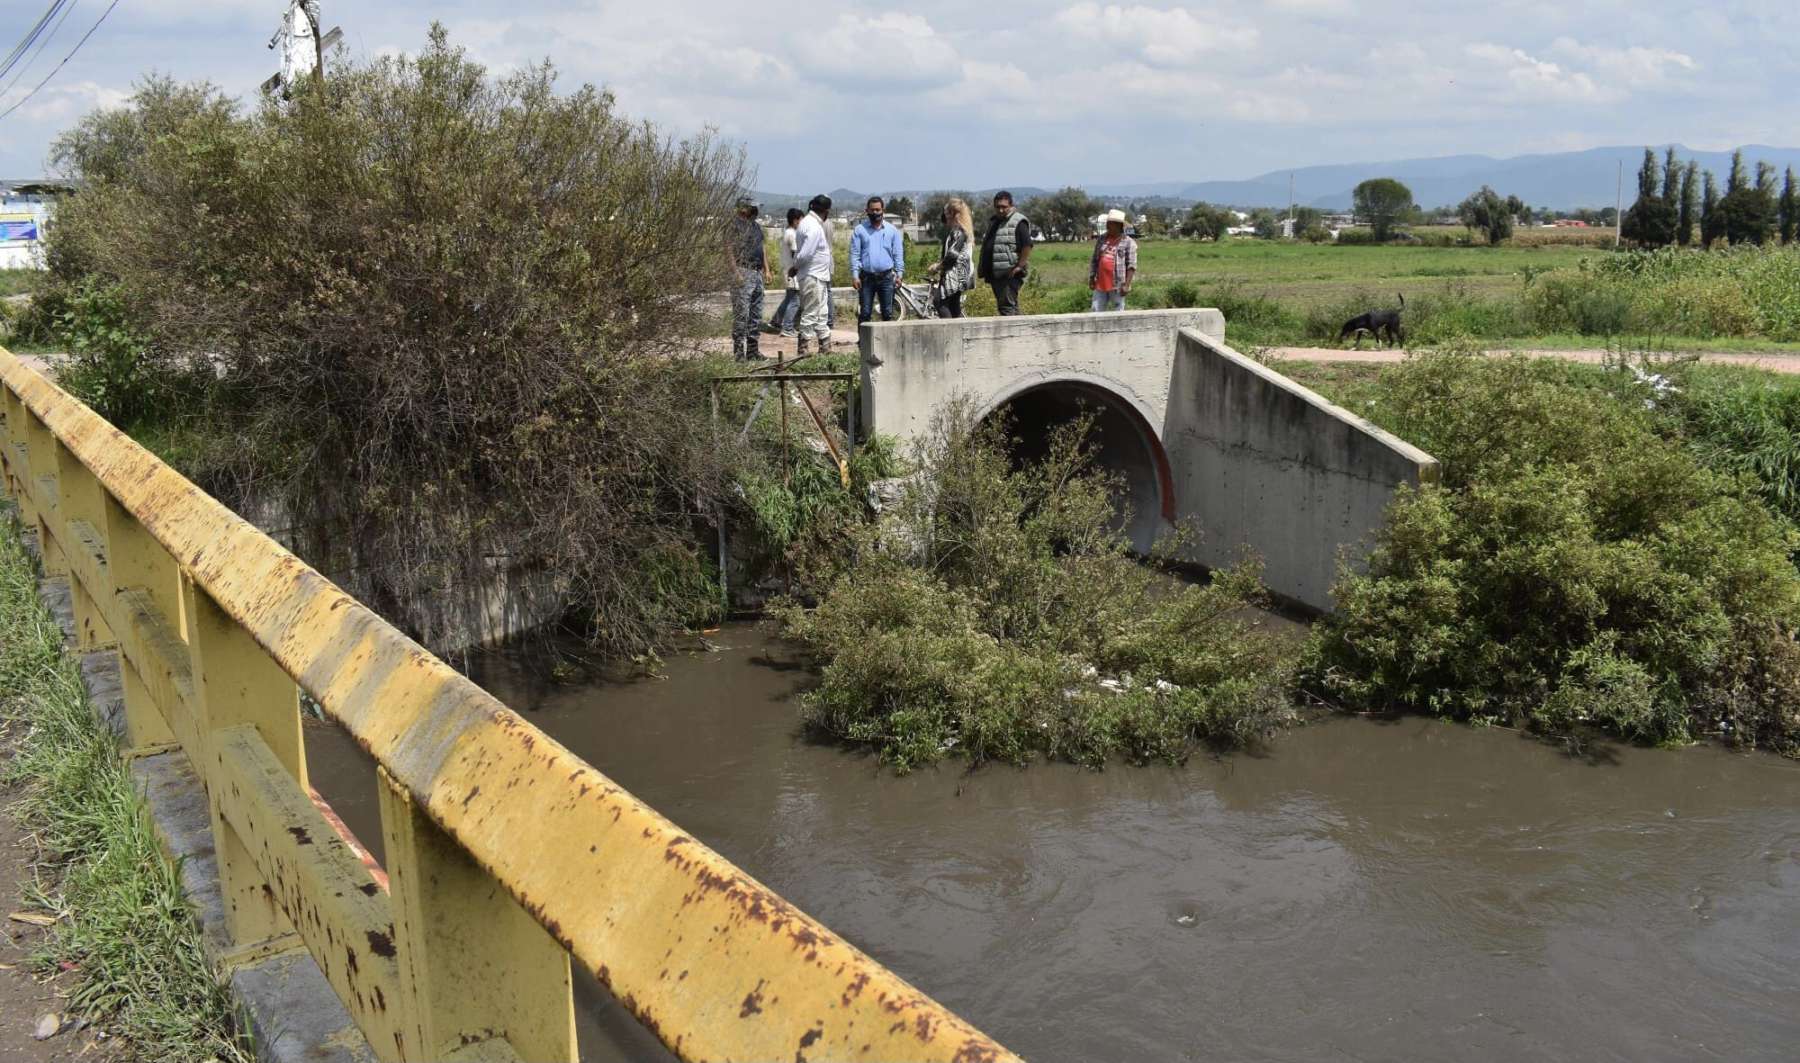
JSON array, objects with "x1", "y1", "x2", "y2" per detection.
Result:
[
  {"x1": 1306, "y1": 348, "x2": 1800, "y2": 753},
  {"x1": 0, "y1": 515, "x2": 250, "y2": 1061},
  {"x1": 780, "y1": 409, "x2": 1296, "y2": 771}
]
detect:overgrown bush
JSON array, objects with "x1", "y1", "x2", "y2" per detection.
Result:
[
  {"x1": 1524, "y1": 246, "x2": 1800, "y2": 340},
  {"x1": 782, "y1": 407, "x2": 1297, "y2": 771},
  {"x1": 1661, "y1": 364, "x2": 1800, "y2": 527},
  {"x1": 41, "y1": 281, "x2": 170, "y2": 425},
  {"x1": 1309, "y1": 349, "x2": 1800, "y2": 753},
  {"x1": 44, "y1": 28, "x2": 746, "y2": 654}
]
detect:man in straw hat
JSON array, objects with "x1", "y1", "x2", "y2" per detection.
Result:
[{"x1": 1088, "y1": 208, "x2": 1138, "y2": 311}]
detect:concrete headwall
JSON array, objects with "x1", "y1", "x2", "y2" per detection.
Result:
[
  {"x1": 860, "y1": 309, "x2": 1224, "y2": 445},
  {"x1": 1163, "y1": 328, "x2": 1438, "y2": 612}
]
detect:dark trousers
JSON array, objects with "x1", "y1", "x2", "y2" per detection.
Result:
[
  {"x1": 990, "y1": 274, "x2": 1024, "y2": 316},
  {"x1": 730, "y1": 269, "x2": 763, "y2": 358},
  {"x1": 935, "y1": 290, "x2": 964, "y2": 318},
  {"x1": 857, "y1": 270, "x2": 896, "y2": 323}
]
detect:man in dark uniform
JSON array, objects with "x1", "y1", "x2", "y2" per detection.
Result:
[{"x1": 727, "y1": 197, "x2": 770, "y2": 360}]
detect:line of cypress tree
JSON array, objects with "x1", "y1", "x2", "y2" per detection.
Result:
[
  {"x1": 1677, "y1": 161, "x2": 1699, "y2": 247},
  {"x1": 1701, "y1": 170, "x2": 1721, "y2": 246}
]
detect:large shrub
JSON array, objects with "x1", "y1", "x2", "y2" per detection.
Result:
[
  {"x1": 44, "y1": 28, "x2": 746, "y2": 653},
  {"x1": 782, "y1": 409, "x2": 1296, "y2": 771},
  {"x1": 1310, "y1": 350, "x2": 1800, "y2": 753}
]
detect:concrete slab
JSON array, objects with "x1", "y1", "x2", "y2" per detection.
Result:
[{"x1": 230, "y1": 950, "x2": 376, "y2": 1063}]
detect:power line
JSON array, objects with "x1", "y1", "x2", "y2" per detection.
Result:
[
  {"x1": 0, "y1": 0, "x2": 80, "y2": 103},
  {"x1": 0, "y1": 0, "x2": 72, "y2": 85},
  {"x1": 0, "y1": 0, "x2": 122, "y2": 124}
]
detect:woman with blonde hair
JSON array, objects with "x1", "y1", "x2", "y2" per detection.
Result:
[{"x1": 926, "y1": 197, "x2": 976, "y2": 318}]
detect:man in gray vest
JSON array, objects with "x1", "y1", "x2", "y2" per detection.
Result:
[{"x1": 977, "y1": 190, "x2": 1033, "y2": 315}]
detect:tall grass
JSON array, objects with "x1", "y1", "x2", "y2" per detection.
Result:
[{"x1": 0, "y1": 513, "x2": 250, "y2": 1062}]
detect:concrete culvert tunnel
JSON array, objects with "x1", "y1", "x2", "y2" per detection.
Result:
[{"x1": 981, "y1": 381, "x2": 1175, "y2": 553}]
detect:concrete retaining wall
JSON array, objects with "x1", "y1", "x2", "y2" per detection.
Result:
[
  {"x1": 1163, "y1": 328, "x2": 1438, "y2": 612},
  {"x1": 860, "y1": 308, "x2": 1224, "y2": 446}
]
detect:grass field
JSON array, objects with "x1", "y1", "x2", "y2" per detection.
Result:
[{"x1": 1025, "y1": 238, "x2": 1594, "y2": 306}]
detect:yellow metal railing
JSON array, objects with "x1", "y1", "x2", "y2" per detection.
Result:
[{"x1": 0, "y1": 349, "x2": 1015, "y2": 1063}]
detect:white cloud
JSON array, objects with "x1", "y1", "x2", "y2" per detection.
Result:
[
  {"x1": 1547, "y1": 37, "x2": 1697, "y2": 88},
  {"x1": 0, "y1": 81, "x2": 131, "y2": 124},
  {"x1": 1466, "y1": 42, "x2": 1610, "y2": 102},
  {"x1": 799, "y1": 14, "x2": 961, "y2": 90},
  {"x1": 1051, "y1": 3, "x2": 1257, "y2": 66}
]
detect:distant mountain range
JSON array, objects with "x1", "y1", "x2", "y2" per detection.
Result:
[{"x1": 757, "y1": 145, "x2": 1800, "y2": 213}]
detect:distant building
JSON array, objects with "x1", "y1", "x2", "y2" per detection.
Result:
[{"x1": 0, "y1": 180, "x2": 74, "y2": 270}]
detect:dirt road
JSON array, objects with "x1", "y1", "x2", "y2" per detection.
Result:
[{"x1": 1264, "y1": 346, "x2": 1800, "y2": 374}]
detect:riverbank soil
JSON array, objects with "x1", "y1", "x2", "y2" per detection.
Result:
[{"x1": 0, "y1": 728, "x2": 122, "y2": 1062}]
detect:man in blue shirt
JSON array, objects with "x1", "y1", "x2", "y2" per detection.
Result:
[{"x1": 850, "y1": 195, "x2": 905, "y2": 324}]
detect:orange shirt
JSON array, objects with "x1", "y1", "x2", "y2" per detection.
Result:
[{"x1": 1096, "y1": 237, "x2": 1119, "y2": 291}]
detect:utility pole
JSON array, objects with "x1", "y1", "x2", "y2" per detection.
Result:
[
  {"x1": 1287, "y1": 172, "x2": 1295, "y2": 240},
  {"x1": 262, "y1": 1, "x2": 340, "y2": 99}
]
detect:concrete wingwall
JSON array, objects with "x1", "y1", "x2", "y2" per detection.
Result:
[{"x1": 1163, "y1": 328, "x2": 1438, "y2": 612}]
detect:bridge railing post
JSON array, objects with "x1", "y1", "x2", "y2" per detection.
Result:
[
  {"x1": 377, "y1": 765, "x2": 576, "y2": 1063},
  {"x1": 52, "y1": 439, "x2": 116, "y2": 651},
  {"x1": 183, "y1": 575, "x2": 306, "y2": 950},
  {"x1": 100, "y1": 493, "x2": 182, "y2": 750},
  {"x1": 2, "y1": 388, "x2": 36, "y2": 525},
  {"x1": 21, "y1": 408, "x2": 66, "y2": 577}
]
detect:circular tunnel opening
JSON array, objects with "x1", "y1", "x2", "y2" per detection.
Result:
[{"x1": 981, "y1": 381, "x2": 1173, "y2": 553}]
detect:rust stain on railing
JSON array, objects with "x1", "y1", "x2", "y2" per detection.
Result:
[{"x1": 0, "y1": 348, "x2": 1017, "y2": 1063}]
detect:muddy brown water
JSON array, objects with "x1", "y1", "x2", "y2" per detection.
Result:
[{"x1": 304, "y1": 622, "x2": 1800, "y2": 1061}]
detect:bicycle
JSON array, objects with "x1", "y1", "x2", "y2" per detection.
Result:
[{"x1": 892, "y1": 279, "x2": 941, "y2": 320}]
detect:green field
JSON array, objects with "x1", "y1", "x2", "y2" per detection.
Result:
[{"x1": 1025, "y1": 238, "x2": 1591, "y2": 307}]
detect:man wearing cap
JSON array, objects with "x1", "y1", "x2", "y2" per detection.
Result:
[
  {"x1": 1088, "y1": 208, "x2": 1138, "y2": 312},
  {"x1": 727, "y1": 197, "x2": 770, "y2": 360},
  {"x1": 792, "y1": 194, "x2": 836, "y2": 355}
]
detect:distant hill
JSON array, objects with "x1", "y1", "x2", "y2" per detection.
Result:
[
  {"x1": 758, "y1": 146, "x2": 1800, "y2": 214},
  {"x1": 1087, "y1": 145, "x2": 1800, "y2": 211}
]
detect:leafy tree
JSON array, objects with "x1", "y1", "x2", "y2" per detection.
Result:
[
  {"x1": 1781, "y1": 168, "x2": 1798, "y2": 245},
  {"x1": 1184, "y1": 201, "x2": 1231, "y2": 241},
  {"x1": 1023, "y1": 186, "x2": 1101, "y2": 241},
  {"x1": 1677, "y1": 161, "x2": 1698, "y2": 246},
  {"x1": 1456, "y1": 185, "x2": 1515, "y2": 245},
  {"x1": 1250, "y1": 207, "x2": 1282, "y2": 240},
  {"x1": 887, "y1": 195, "x2": 915, "y2": 222},
  {"x1": 1622, "y1": 147, "x2": 1677, "y2": 247},
  {"x1": 46, "y1": 27, "x2": 747, "y2": 655},
  {"x1": 1727, "y1": 149, "x2": 1748, "y2": 193},
  {"x1": 1660, "y1": 146, "x2": 1680, "y2": 204},
  {"x1": 1701, "y1": 170, "x2": 1722, "y2": 245},
  {"x1": 1352, "y1": 178, "x2": 1414, "y2": 241},
  {"x1": 1291, "y1": 205, "x2": 1328, "y2": 240},
  {"x1": 919, "y1": 190, "x2": 985, "y2": 240},
  {"x1": 1718, "y1": 156, "x2": 1778, "y2": 245}
]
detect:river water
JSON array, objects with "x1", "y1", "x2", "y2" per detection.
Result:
[{"x1": 304, "y1": 622, "x2": 1800, "y2": 1061}]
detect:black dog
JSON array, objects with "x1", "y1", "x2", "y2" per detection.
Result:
[{"x1": 1338, "y1": 293, "x2": 1405, "y2": 349}]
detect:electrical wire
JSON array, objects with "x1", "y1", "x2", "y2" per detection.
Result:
[
  {"x1": 0, "y1": 0, "x2": 122, "y2": 124},
  {"x1": 0, "y1": 0, "x2": 72, "y2": 85},
  {"x1": 0, "y1": 0, "x2": 80, "y2": 103}
]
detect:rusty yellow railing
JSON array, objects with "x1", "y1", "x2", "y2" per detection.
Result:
[{"x1": 0, "y1": 349, "x2": 1014, "y2": 1063}]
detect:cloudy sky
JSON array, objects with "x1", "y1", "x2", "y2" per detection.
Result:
[{"x1": 1, "y1": 0, "x2": 1796, "y2": 189}]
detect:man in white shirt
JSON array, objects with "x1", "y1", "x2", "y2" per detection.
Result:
[{"x1": 791, "y1": 194, "x2": 835, "y2": 355}]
